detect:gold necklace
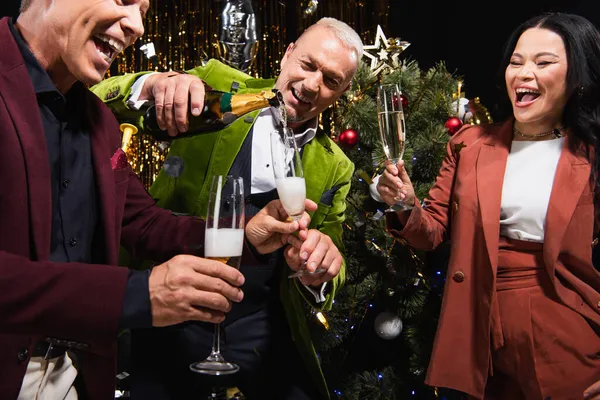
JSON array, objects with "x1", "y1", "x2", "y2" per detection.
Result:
[{"x1": 513, "y1": 126, "x2": 564, "y2": 139}]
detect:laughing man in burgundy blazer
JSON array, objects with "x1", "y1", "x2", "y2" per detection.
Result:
[{"x1": 0, "y1": 1, "x2": 314, "y2": 399}]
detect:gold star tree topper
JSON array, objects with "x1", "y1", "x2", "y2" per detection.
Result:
[{"x1": 362, "y1": 25, "x2": 410, "y2": 75}]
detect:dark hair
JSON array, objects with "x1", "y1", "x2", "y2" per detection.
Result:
[{"x1": 496, "y1": 13, "x2": 600, "y2": 187}]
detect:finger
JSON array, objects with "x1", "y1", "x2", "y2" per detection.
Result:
[
  {"x1": 189, "y1": 274, "x2": 244, "y2": 303},
  {"x1": 284, "y1": 245, "x2": 302, "y2": 271},
  {"x1": 385, "y1": 161, "x2": 398, "y2": 176},
  {"x1": 378, "y1": 183, "x2": 400, "y2": 199},
  {"x1": 320, "y1": 247, "x2": 338, "y2": 272},
  {"x1": 287, "y1": 233, "x2": 303, "y2": 248},
  {"x1": 153, "y1": 84, "x2": 166, "y2": 131},
  {"x1": 267, "y1": 219, "x2": 301, "y2": 235},
  {"x1": 322, "y1": 255, "x2": 342, "y2": 283},
  {"x1": 173, "y1": 81, "x2": 191, "y2": 133},
  {"x1": 265, "y1": 199, "x2": 291, "y2": 221},
  {"x1": 305, "y1": 258, "x2": 334, "y2": 287},
  {"x1": 297, "y1": 227, "x2": 309, "y2": 241},
  {"x1": 298, "y1": 230, "x2": 322, "y2": 263},
  {"x1": 397, "y1": 161, "x2": 412, "y2": 183},
  {"x1": 163, "y1": 82, "x2": 177, "y2": 136},
  {"x1": 305, "y1": 199, "x2": 318, "y2": 212},
  {"x1": 297, "y1": 211, "x2": 311, "y2": 231},
  {"x1": 189, "y1": 80, "x2": 205, "y2": 117},
  {"x1": 381, "y1": 169, "x2": 401, "y2": 188},
  {"x1": 187, "y1": 256, "x2": 245, "y2": 286},
  {"x1": 584, "y1": 382, "x2": 600, "y2": 399},
  {"x1": 188, "y1": 290, "x2": 233, "y2": 313},
  {"x1": 187, "y1": 307, "x2": 226, "y2": 324},
  {"x1": 304, "y1": 238, "x2": 329, "y2": 273}
]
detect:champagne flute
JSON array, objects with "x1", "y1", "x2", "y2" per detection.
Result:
[
  {"x1": 189, "y1": 175, "x2": 244, "y2": 376},
  {"x1": 269, "y1": 129, "x2": 325, "y2": 278},
  {"x1": 270, "y1": 129, "x2": 306, "y2": 220},
  {"x1": 377, "y1": 83, "x2": 409, "y2": 211}
]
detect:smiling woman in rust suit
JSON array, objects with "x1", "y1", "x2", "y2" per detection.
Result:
[{"x1": 377, "y1": 13, "x2": 600, "y2": 400}]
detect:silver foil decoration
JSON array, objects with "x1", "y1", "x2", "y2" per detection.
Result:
[
  {"x1": 217, "y1": 0, "x2": 259, "y2": 73},
  {"x1": 303, "y1": 0, "x2": 319, "y2": 17}
]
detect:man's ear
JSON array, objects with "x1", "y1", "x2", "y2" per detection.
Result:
[{"x1": 280, "y1": 42, "x2": 295, "y2": 68}]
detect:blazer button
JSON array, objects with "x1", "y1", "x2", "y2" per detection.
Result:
[
  {"x1": 452, "y1": 271, "x2": 465, "y2": 283},
  {"x1": 17, "y1": 348, "x2": 29, "y2": 362}
]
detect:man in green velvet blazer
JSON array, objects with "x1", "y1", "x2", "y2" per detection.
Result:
[{"x1": 92, "y1": 17, "x2": 362, "y2": 400}]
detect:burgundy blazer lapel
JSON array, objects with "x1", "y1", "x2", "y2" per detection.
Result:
[
  {"x1": 0, "y1": 18, "x2": 51, "y2": 260},
  {"x1": 543, "y1": 136, "x2": 591, "y2": 274},
  {"x1": 476, "y1": 119, "x2": 513, "y2": 272}
]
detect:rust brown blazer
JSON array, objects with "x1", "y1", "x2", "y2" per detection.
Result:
[{"x1": 387, "y1": 118, "x2": 600, "y2": 398}]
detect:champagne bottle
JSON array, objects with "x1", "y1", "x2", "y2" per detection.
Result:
[{"x1": 144, "y1": 89, "x2": 283, "y2": 141}]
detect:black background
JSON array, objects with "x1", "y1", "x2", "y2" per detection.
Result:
[{"x1": 2, "y1": 0, "x2": 598, "y2": 118}]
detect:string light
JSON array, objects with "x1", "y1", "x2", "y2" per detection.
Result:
[{"x1": 316, "y1": 311, "x2": 330, "y2": 330}]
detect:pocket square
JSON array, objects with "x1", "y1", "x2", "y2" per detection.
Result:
[{"x1": 111, "y1": 148, "x2": 129, "y2": 170}]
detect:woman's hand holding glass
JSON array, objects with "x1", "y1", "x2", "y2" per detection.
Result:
[{"x1": 377, "y1": 159, "x2": 416, "y2": 210}]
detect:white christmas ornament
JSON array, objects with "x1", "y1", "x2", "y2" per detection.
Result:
[
  {"x1": 369, "y1": 174, "x2": 384, "y2": 202},
  {"x1": 374, "y1": 311, "x2": 403, "y2": 340},
  {"x1": 450, "y1": 97, "x2": 472, "y2": 123}
]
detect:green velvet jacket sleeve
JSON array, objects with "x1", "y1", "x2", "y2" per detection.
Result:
[
  {"x1": 89, "y1": 71, "x2": 153, "y2": 120},
  {"x1": 294, "y1": 137, "x2": 354, "y2": 312}
]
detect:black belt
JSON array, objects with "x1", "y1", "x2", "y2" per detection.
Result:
[{"x1": 32, "y1": 338, "x2": 89, "y2": 360}]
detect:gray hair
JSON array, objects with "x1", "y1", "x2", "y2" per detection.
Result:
[
  {"x1": 20, "y1": 0, "x2": 33, "y2": 12},
  {"x1": 306, "y1": 17, "x2": 363, "y2": 63}
]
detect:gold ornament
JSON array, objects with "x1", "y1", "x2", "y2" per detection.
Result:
[{"x1": 362, "y1": 25, "x2": 410, "y2": 75}]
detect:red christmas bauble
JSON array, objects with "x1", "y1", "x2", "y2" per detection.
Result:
[
  {"x1": 445, "y1": 117, "x2": 463, "y2": 135},
  {"x1": 391, "y1": 94, "x2": 409, "y2": 110},
  {"x1": 400, "y1": 94, "x2": 409, "y2": 110},
  {"x1": 338, "y1": 128, "x2": 359, "y2": 148}
]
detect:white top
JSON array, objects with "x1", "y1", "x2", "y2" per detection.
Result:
[
  {"x1": 128, "y1": 75, "x2": 326, "y2": 301},
  {"x1": 499, "y1": 138, "x2": 564, "y2": 242}
]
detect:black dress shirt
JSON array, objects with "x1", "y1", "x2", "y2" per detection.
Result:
[{"x1": 9, "y1": 20, "x2": 151, "y2": 330}]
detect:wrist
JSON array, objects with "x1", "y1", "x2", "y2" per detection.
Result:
[{"x1": 138, "y1": 74, "x2": 156, "y2": 101}]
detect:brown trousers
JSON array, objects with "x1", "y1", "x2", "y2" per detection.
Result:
[{"x1": 477, "y1": 238, "x2": 600, "y2": 400}]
